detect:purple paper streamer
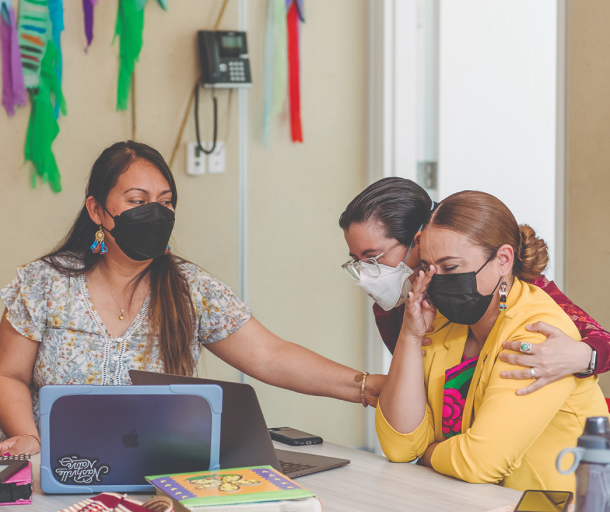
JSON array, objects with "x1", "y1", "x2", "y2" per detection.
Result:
[
  {"x1": 83, "y1": 0, "x2": 98, "y2": 48},
  {"x1": 83, "y1": 0, "x2": 93, "y2": 47},
  {"x1": 1, "y1": 6, "x2": 26, "y2": 116}
]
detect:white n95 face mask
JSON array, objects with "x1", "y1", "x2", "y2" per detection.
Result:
[{"x1": 356, "y1": 262, "x2": 415, "y2": 311}]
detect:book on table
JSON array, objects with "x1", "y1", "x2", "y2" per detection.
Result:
[
  {"x1": 146, "y1": 465, "x2": 322, "y2": 512},
  {"x1": 0, "y1": 455, "x2": 32, "y2": 506}
]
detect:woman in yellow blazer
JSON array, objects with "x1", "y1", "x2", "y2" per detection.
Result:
[{"x1": 375, "y1": 190, "x2": 608, "y2": 492}]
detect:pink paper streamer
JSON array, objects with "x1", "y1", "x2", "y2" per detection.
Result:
[{"x1": 1, "y1": 5, "x2": 27, "y2": 116}]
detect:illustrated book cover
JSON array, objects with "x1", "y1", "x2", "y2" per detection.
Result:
[{"x1": 146, "y1": 466, "x2": 316, "y2": 508}]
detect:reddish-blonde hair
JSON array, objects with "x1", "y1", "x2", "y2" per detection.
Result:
[{"x1": 427, "y1": 190, "x2": 548, "y2": 281}]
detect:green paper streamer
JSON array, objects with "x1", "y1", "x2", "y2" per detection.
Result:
[
  {"x1": 24, "y1": 40, "x2": 66, "y2": 193},
  {"x1": 115, "y1": 0, "x2": 145, "y2": 111}
]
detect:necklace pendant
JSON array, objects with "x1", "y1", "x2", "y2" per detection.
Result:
[{"x1": 119, "y1": 310, "x2": 124, "y2": 320}]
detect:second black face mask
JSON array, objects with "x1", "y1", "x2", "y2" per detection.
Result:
[
  {"x1": 427, "y1": 256, "x2": 501, "y2": 325},
  {"x1": 104, "y1": 202, "x2": 175, "y2": 261}
]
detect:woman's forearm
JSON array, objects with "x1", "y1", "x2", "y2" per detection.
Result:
[
  {"x1": 206, "y1": 317, "x2": 370, "y2": 404},
  {"x1": 246, "y1": 339, "x2": 364, "y2": 402},
  {"x1": 378, "y1": 334, "x2": 427, "y2": 434},
  {"x1": 0, "y1": 375, "x2": 38, "y2": 438}
]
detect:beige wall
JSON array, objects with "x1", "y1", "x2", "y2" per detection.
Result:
[
  {"x1": 566, "y1": 0, "x2": 610, "y2": 393},
  {"x1": 0, "y1": 0, "x2": 368, "y2": 446}
]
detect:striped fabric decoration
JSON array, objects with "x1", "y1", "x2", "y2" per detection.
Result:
[{"x1": 17, "y1": 0, "x2": 52, "y2": 89}]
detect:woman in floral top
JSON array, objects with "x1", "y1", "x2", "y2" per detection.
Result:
[{"x1": 0, "y1": 141, "x2": 384, "y2": 456}]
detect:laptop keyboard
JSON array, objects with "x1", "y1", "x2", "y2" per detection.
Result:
[{"x1": 279, "y1": 460, "x2": 316, "y2": 475}]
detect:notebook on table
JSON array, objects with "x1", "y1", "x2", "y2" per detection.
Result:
[
  {"x1": 129, "y1": 370, "x2": 350, "y2": 479},
  {"x1": 0, "y1": 455, "x2": 32, "y2": 506},
  {"x1": 39, "y1": 384, "x2": 222, "y2": 493}
]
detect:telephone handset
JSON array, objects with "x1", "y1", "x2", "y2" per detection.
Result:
[{"x1": 197, "y1": 30, "x2": 252, "y2": 88}]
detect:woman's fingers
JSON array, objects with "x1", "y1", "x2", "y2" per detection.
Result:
[
  {"x1": 409, "y1": 270, "x2": 428, "y2": 302},
  {"x1": 0, "y1": 438, "x2": 16, "y2": 456},
  {"x1": 502, "y1": 340, "x2": 535, "y2": 355},
  {"x1": 0, "y1": 436, "x2": 39, "y2": 456},
  {"x1": 526, "y1": 321, "x2": 563, "y2": 339},
  {"x1": 514, "y1": 378, "x2": 549, "y2": 396},
  {"x1": 501, "y1": 368, "x2": 537, "y2": 380},
  {"x1": 421, "y1": 337, "x2": 432, "y2": 346}
]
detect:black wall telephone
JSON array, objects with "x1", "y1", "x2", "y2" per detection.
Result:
[{"x1": 198, "y1": 30, "x2": 252, "y2": 88}]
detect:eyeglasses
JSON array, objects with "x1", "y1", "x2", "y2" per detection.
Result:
[{"x1": 341, "y1": 241, "x2": 403, "y2": 281}]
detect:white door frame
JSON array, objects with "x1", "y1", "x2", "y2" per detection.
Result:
[{"x1": 365, "y1": 0, "x2": 567, "y2": 452}]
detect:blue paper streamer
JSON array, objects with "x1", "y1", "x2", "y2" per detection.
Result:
[{"x1": 48, "y1": 0, "x2": 64, "y2": 119}]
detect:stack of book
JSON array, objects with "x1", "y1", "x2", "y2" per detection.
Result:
[
  {"x1": 0, "y1": 455, "x2": 32, "y2": 506},
  {"x1": 146, "y1": 466, "x2": 322, "y2": 512}
]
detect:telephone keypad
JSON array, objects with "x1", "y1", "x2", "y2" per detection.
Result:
[{"x1": 228, "y1": 61, "x2": 246, "y2": 82}]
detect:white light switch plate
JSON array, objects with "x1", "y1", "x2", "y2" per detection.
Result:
[
  {"x1": 187, "y1": 142, "x2": 206, "y2": 175},
  {"x1": 208, "y1": 141, "x2": 225, "y2": 174}
]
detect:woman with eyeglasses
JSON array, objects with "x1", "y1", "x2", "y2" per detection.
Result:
[
  {"x1": 339, "y1": 177, "x2": 610, "y2": 394},
  {"x1": 0, "y1": 141, "x2": 384, "y2": 456},
  {"x1": 371, "y1": 190, "x2": 607, "y2": 491}
]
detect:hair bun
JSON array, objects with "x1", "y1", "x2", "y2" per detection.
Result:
[{"x1": 515, "y1": 224, "x2": 548, "y2": 281}]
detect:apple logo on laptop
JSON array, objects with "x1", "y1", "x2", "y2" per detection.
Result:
[{"x1": 122, "y1": 429, "x2": 140, "y2": 448}]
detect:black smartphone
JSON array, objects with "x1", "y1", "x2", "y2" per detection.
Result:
[
  {"x1": 268, "y1": 427, "x2": 323, "y2": 446},
  {"x1": 514, "y1": 490, "x2": 573, "y2": 512}
]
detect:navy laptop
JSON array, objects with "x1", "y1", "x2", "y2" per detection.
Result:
[{"x1": 39, "y1": 384, "x2": 222, "y2": 493}]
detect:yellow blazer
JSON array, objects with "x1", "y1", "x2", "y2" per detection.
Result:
[{"x1": 375, "y1": 278, "x2": 608, "y2": 492}]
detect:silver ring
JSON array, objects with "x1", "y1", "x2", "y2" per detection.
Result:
[
  {"x1": 530, "y1": 368, "x2": 536, "y2": 379},
  {"x1": 520, "y1": 342, "x2": 533, "y2": 354}
]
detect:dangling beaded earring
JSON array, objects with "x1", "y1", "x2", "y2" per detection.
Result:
[
  {"x1": 164, "y1": 245, "x2": 171, "y2": 256},
  {"x1": 499, "y1": 279, "x2": 508, "y2": 311},
  {"x1": 90, "y1": 227, "x2": 108, "y2": 254}
]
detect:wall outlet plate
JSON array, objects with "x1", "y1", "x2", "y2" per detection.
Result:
[
  {"x1": 187, "y1": 142, "x2": 206, "y2": 175},
  {"x1": 208, "y1": 141, "x2": 225, "y2": 174}
]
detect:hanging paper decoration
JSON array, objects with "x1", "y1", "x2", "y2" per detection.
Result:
[
  {"x1": 286, "y1": 0, "x2": 304, "y2": 142},
  {"x1": 17, "y1": 0, "x2": 52, "y2": 89},
  {"x1": 48, "y1": 0, "x2": 64, "y2": 118},
  {"x1": 136, "y1": 0, "x2": 167, "y2": 10},
  {"x1": 115, "y1": 0, "x2": 167, "y2": 111},
  {"x1": 263, "y1": 0, "x2": 287, "y2": 144},
  {"x1": 115, "y1": 0, "x2": 144, "y2": 111},
  {"x1": 18, "y1": 0, "x2": 65, "y2": 193},
  {"x1": 24, "y1": 40, "x2": 66, "y2": 193},
  {"x1": 82, "y1": 0, "x2": 96, "y2": 48},
  {"x1": 0, "y1": 0, "x2": 27, "y2": 116}
]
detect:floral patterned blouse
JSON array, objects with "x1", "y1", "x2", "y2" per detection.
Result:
[{"x1": 0, "y1": 255, "x2": 252, "y2": 440}]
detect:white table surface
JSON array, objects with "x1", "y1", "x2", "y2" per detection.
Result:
[{"x1": 1, "y1": 442, "x2": 521, "y2": 512}]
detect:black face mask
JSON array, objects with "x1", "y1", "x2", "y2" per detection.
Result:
[
  {"x1": 427, "y1": 255, "x2": 501, "y2": 325},
  {"x1": 103, "y1": 202, "x2": 175, "y2": 261}
]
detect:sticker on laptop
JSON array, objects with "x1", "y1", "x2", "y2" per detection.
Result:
[{"x1": 53, "y1": 455, "x2": 110, "y2": 484}]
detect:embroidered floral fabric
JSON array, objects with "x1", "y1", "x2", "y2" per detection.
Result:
[
  {"x1": 373, "y1": 275, "x2": 610, "y2": 375},
  {"x1": 0, "y1": 255, "x2": 252, "y2": 441},
  {"x1": 442, "y1": 356, "x2": 478, "y2": 438}
]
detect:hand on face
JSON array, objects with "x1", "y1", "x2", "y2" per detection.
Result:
[
  {"x1": 400, "y1": 266, "x2": 437, "y2": 343},
  {"x1": 420, "y1": 226, "x2": 514, "y2": 327}
]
